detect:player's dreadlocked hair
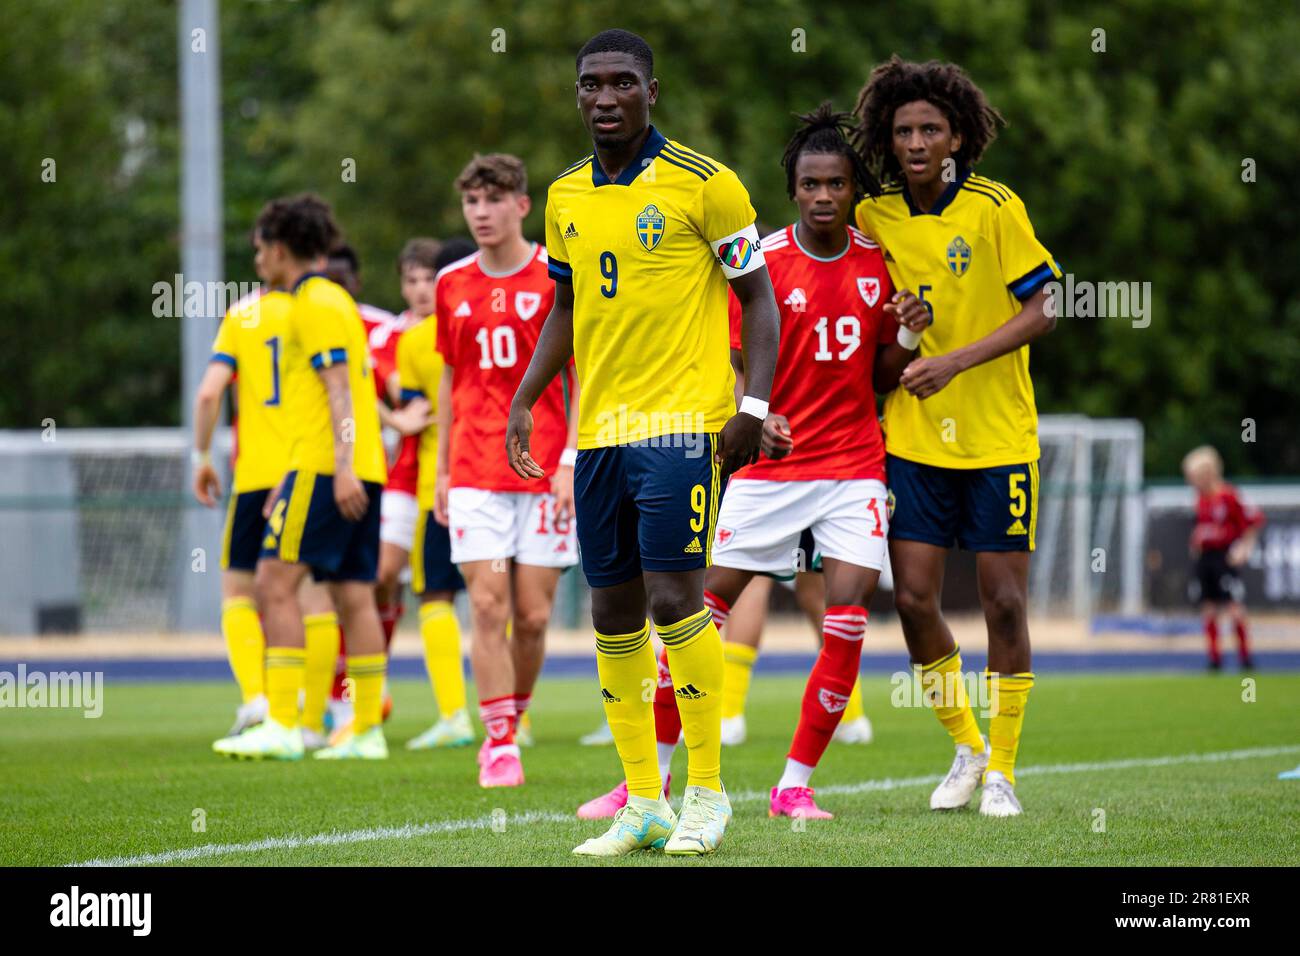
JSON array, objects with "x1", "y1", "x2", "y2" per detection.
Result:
[
  {"x1": 851, "y1": 56, "x2": 1005, "y2": 186},
  {"x1": 254, "y1": 193, "x2": 341, "y2": 261},
  {"x1": 781, "y1": 101, "x2": 880, "y2": 203},
  {"x1": 576, "y1": 28, "x2": 653, "y2": 81}
]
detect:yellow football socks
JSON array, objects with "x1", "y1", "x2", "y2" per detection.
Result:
[
  {"x1": 843, "y1": 676, "x2": 865, "y2": 723},
  {"x1": 986, "y1": 671, "x2": 1034, "y2": 785},
  {"x1": 348, "y1": 654, "x2": 388, "y2": 736},
  {"x1": 302, "y1": 611, "x2": 340, "y2": 733},
  {"x1": 721, "y1": 641, "x2": 757, "y2": 720},
  {"x1": 595, "y1": 620, "x2": 661, "y2": 799},
  {"x1": 265, "y1": 645, "x2": 305, "y2": 728},
  {"x1": 920, "y1": 646, "x2": 985, "y2": 754},
  {"x1": 420, "y1": 601, "x2": 466, "y2": 719},
  {"x1": 659, "y1": 608, "x2": 725, "y2": 792},
  {"x1": 221, "y1": 597, "x2": 265, "y2": 703}
]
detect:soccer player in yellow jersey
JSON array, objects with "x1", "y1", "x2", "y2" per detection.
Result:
[
  {"x1": 191, "y1": 238, "x2": 339, "y2": 748},
  {"x1": 213, "y1": 194, "x2": 390, "y2": 761},
  {"x1": 852, "y1": 57, "x2": 1061, "y2": 815},
  {"x1": 508, "y1": 29, "x2": 779, "y2": 856}
]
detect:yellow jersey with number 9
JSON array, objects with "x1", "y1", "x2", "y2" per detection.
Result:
[
  {"x1": 855, "y1": 169, "x2": 1060, "y2": 469},
  {"x1": 281, "y1": 273, "x2": 387, "y2": 484},
  {"x1": 545, "y1": 126, "x2": 763, "y2": 448},
  {"x1": 210, "y1": 288, "x2": 293, "y2": 492}
]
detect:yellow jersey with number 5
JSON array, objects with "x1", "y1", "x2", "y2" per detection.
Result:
[
  {"x1": 281, "y1": 273, "x2": 387, "y2": 484},
  {"x1": 545, "y1": 126, "x2": 763, "y2": 448},
  {"x1": 210, "y1": 288, "x2": 293, "y2": 492},
  {"x1": 855, "y1": 169, "x2": 1060, "y2": 469}
]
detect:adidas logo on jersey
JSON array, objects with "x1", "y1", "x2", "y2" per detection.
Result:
[
  {"x1": 675, "y1": 683, "x2": 706, "y2": 700},
  {"x1": 683, "y1": 536, "x2": 703, "y2": 554},
  {"x1": 454, "y1": 300, "x2": 471, "y2": 317},
  {"x1": 601, "y1": 687, "x2": 621, "y2": 703},
  {"x1": 564, "y1": 222, "x2": 579, "y2": 239},
  {"x1": 1006, "y1": 519, "x2": 1028, "y2": 536},
  {"x1": 784, "y1": 288, "x2": 807, "y2": 312}
]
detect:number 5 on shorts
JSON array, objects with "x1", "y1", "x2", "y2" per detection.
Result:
[{"x1": 1009, "y1": 473, "x2": 1026, "y2": 517}]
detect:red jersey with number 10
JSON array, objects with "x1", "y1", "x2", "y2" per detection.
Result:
[
  {"x1": 435, "y1": 244, "x2": 568, "y2": 491},
  {"x1": 728, "y1": 224, "x2": 895, "y2": 482}
]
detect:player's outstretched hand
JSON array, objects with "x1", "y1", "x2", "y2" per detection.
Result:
[
  {"x1": 761, "y1": 413, "x2": 794, "y2": 460},
  {"x1": 716, "y1": 412, "x2": 763, "y2": 477},
  {"x1": 900, "y1": 354, "x2": 961, "y2": 399},
  {"x1": 390, "y1": 397, "x2": 433, "y2": 436},
  {"x1": 506, "y1": 401, "x2": 545, "y2": 480},
  {"x1": 193, "y1": 462, "x2": 221, "y2": 507},
  {"x1": 333, "y1": 466, "x2": 368, "y2": 522},
  {"x1": 884, "y1": 289, "x2": 931, "y2": 336}
]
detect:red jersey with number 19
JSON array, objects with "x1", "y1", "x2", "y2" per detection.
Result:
[
  {"x1": 435, "y1": 244, "x2": 568, "y2": 491},
  {"x1": 728, "y1": 224, "x2": 895, "y2": 482}
]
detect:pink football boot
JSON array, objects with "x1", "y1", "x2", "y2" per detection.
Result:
[
  {"x1": 769, "y1": 786, "x2": 834, "y2": 819},
  {"x1": 576, "y1": 775, "x2": 672, "y2": 819},
  {"x1": 479, "y1": 751, "x2": 525, "y2": 788}
]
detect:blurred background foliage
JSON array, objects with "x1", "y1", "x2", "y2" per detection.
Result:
[{"x1": 3, "y1": 0, "x2": 1298, "y2": 475}]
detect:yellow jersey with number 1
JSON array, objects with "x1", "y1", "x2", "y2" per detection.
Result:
[
  {"x1": 210, "y1": 288, "x2": 293, "y2": 492},
  {"x1": 281, "y1": 273, "x2": 387, "y2": 484},
  {"x1": 545, "y1": 126, "x2": 764, "y2": 449},
  {"x1": 395, "y1": 317, "x2": 444, "y2": 509},
  {"x1": 855, "y1": 169, "x2": 1060, "y2": 469}
]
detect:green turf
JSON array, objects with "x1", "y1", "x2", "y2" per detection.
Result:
[{"x1": 2, "y1": 672, "x2": 1298, "y2": 866}]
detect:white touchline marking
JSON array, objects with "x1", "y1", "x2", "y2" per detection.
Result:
[{"x1": 68, "y1": 744, "x2": 1300, "y2": 867}]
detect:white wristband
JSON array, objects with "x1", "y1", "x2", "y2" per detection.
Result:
[
  {"x1": 897, "y1": 326, "x2": 922, "y2": 350},
  {"x1": 739, "y1": 396, "x2": 769, "y2": 420},
  {"x1": 191, "y1": 449, "x2": 211, "y2": 469},
  {"x1": 559, "y1": 448, "x2": 578, "y2": 467}
]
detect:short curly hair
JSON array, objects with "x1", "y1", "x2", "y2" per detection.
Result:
[
  {"x1": 852, "y1": 56, "x2": 1005, "y2": 185},
  {"x1": 254, "y1": 193, "x2": 341, "y2": 261},
  {"x1": 454, "y1": 153, "x2": 528, "y2": 195}
]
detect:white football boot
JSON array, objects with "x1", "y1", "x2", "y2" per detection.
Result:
[
  {"x1": 929, "y1": 735, "x2": 990, "y2": 810},
  {"x1": 979, "y1": 770, "x2": 1023, "y2": 817}
]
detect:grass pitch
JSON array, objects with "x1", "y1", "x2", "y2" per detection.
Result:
[{"x1": 3, "y1": 671, "x2": 1298, "y2": 866}]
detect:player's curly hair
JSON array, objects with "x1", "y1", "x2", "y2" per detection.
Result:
[
  {"x1": 781, "y1": 101, "x2": 880, "y2": 204},
  {"x1": 851, "y1": 56, "x2": 1005, "y2": 185},
  {"x1": 254, "y1": 193, "x2": 341, "y2": 261},
  {"x1": 455, "y1": 153, "x2": 528, "y2": 195}
]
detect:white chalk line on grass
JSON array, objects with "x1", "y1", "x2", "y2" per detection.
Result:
[{"x1": 69, "y1": 744, "x2": 1300, "y2": 867}]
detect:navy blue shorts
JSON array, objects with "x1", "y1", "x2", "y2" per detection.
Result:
[
  {"x1": 886, "y1": 454, "x2": 1038, "y2": 553},
  {"x1": 411, "y1": 509, "x2": 465, "y2": 595},
  {"x1": 259, "y1": 471, "x2": 384, "y2": 582},
  {"x1": 574, "y1": 434, "x2": 725, "y2": 588},
  {"x1": 222, "y1": 488, "x2": 272, "y2": 571}
]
